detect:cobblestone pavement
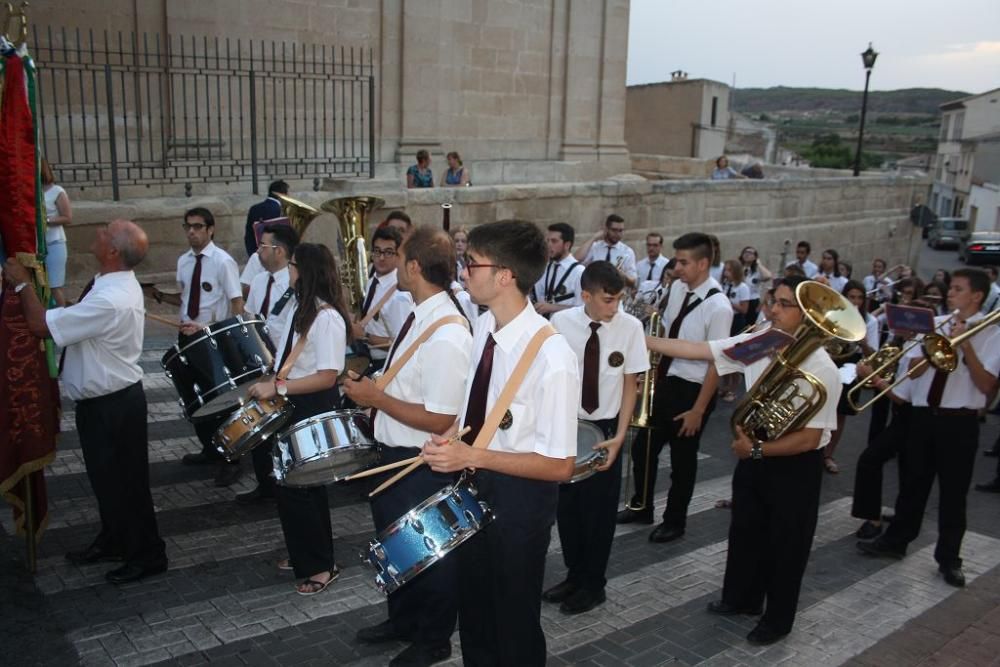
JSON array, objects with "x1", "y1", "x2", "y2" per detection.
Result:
[{"x1": 3, "y1": 334, "x2": 1000, "y2": 666}]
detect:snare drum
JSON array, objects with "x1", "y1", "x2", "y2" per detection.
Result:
[
  {"x1": 273, "y1": 409, "x2": 377, "y2": 487},
  {"x1": 567, "y1": 420, "x2": 608, "y2": 483},
  {"x1": 161, "y1": 315, "x2": 274, "y2": 421},
  {"x1": 362, "y1": 475, "x2": 494, "y2": 595},
  {"x1": 213, "y1": 394, "x2": 293, "y2": 462}
]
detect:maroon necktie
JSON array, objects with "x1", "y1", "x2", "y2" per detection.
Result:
[
  {"x1": 371, "y1": 311, "x2": 415, "y2": 428},
  {"x1": 58, "y1": 278, "x2": 96, "y2": 375},
  {"x1": 186, "y1": 254, "x2": 203, "y2": 320},
  {"x1": 260, "y1": 274, "x2": 275, "y2": 317},
  {"x1": 582, "y1": 322, "x2": 601, "y2": 413},
  {"x1": 658, "y1": 291, "x2": 694, "y2": 380},
  {"x1": 361, "y1": 277, "x2": 379, "y2": 317},
  {"x1": 462, "y1": 334, "x2": 497, "y2": 445},
  {"x1": 927, "y1": 369, "x2": 948, "y2": 408},
  {"x1": 605, "y1": 246, "x2": 612, "y2": 262}
]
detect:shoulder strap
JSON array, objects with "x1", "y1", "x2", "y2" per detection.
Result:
[
  {"x1": 374, "y1": 314, "x2": 468, "y2": 390},
  {"x1": 276, "y1": 305, "x2": 332, "y2": 380},
  {"x1": 270, "y1": 287, "x2": 294, "y2": 316},
  {"x1": 359, "y1": 284, "x2": 398, "y2": 328},
  {"x1": 471, "y1": 325, "x2": 556, "y2": 450},
  {"x1": 551, "y1": 262, "x2": 582, "y2": 296}
]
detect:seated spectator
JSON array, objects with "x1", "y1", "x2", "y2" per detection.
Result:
[
  {"x1": 441, "y1": 151, "x2": 470, "y2": 187},
  {"x1": 741, "y1": 163, "x2": 764, "y2": 179},
  {"x1": 406, "y1": 150, "x2": 434, "y2": 189},
  {"x1": 711, "y1": 155, "x2": 745, "y2": 180}
]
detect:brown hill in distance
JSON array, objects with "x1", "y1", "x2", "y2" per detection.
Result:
[{"x1": 733, "y1": 87, "x2": 970, "y2": 115}]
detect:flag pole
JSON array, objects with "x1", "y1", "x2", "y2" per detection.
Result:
[{"x1": 24, "y1": 473, "x2": 37, "y2": 573}]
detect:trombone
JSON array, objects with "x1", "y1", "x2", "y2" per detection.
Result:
[{"x1": 847, "y1": 309, "x2": 997, "y2": 411}]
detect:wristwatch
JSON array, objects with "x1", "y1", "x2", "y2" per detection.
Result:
[
  {"x1": 275, "y1": 379, "x2": 288, "y2": 397},
  {"x1": 13, "y1": 282, "x2": 29, "y2": 294},
  {"x1": 751, "y1": 443, "x2": 763, "y2": 460}
]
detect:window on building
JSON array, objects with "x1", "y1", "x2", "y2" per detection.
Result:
[
  {"x1": 954, "y1": 112, "x2": 965, "y2": 140},
  {"x1": 711, "y1": 96, "x2": 718, "y2": 127},
  {"x1": 939, "y1": 115, "x2": 950, "y2": 141},
  {"x1": 970, "y1": 206, "x2": 978, "y2": 228}
]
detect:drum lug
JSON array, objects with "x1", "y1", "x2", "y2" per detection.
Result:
[
  {"x1": 179, "y1": 354, "x2": 188, "y2": 366},
  {"x1": 209, "y1": 336, "x2": 218, "y2": 350},
  {"x1": 177, "y1": 398, "x2": 185, "y2": 410},
  {"x1": 423, "y1": 536, "x2": 438, "y2": 555},
  {"x1": 409, "y1": 518, "x2": 424, "y2": 534},
  {"x1": 164, "y1": 369, "x2": 173, "y2": 379},
  {"x1": 371, "y1": 541, "x2": 386, "y2": 561},
  {"x1": 241, "y1": 414, "x2": 255, "y2": 425},
  {"x1": 463, "y1": 509, "x2": 479, "y2": 529}
]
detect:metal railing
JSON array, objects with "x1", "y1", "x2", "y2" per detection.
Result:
[{"x1": 32, "y1": 26, "x2": 375, "y2": 199}]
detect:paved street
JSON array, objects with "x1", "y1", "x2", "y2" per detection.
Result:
[{"x1": 3, "y1": 326, "x2": 1000, "y2": 666}]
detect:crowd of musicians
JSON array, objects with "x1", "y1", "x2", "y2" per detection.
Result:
[{"x1": 5, "y1": 189, "x2": 1000, "y2": 667}]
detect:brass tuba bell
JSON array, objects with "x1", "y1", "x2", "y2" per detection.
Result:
[
  {"x1": 732, "y1": 281, "x2": 866, "y2": 444},
  {"x1": 274, "y1": 193, "x2": 323, "y2": 238},
  {"x1": 320, "y1": 195, "x2": 385, "y2": 312}
]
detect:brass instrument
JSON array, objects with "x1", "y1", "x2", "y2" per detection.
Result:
[
  {"x1": 320, "y1": 195, "x2": 385, "y2": 312},
  {"x1": 623, "y1": 288, "x2": 659, "y2": 321},
  {"x1": 824, "y1": 339, "x2": 859, "y2": 363},
  {"x1": 732, "y1": 281, "x2": 866, "y2": 444},
  {"x1": 857, "y1": 344, "x2": 901, "y2": 388},
  {"x1": 622, "y1": 311, "x2": 662, "y2": 511},
  {"x1": 848, "y1": 309, "x2": 998, "y2": 412},
  {"x1": 274, "y1": 193, "x2": 323, "y2": 238}
]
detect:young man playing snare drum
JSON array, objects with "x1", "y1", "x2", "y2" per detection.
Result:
[{"x1": 547, "y1": 261, "x2": 649, "y2": 614}]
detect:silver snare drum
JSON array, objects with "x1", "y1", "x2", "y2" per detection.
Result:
[
  {"x1": 273, "y1": 410, "x2": 377, "y2": 487},
  {"x1": 567, "y1": 420, "x2": 608, "y2": 483}
]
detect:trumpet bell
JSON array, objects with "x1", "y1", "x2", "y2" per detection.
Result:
[
  {"x1": 798, "y1": 282, "x2": 867, "y2": 344},
  {"x1": 274, "y1": 193, "x2": 323, "y2": 238},
  {"x1": 923, "y1": 333, "x2": 958, "y2": 372}
]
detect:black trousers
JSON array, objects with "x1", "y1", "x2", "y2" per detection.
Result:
[
  {"x1": 370, "y1": 445, "x2": 458, "y2": 648},
  {"x1": 628, "y1": 376, "x2": 714, "y2": 527},
  {"x1": 866, "y1": 394, "x2": 892, "y2": 444},
  {"x1": 556, "y1": 417, "x2": 620, "y2": 592},
  {"x1": 249, "y1": 440, "x2": 276, "y2": 493},
  {"x1": 852, "y1": 403, "x2": 911, "y2": 521},
  {"x1": 193, "y1": 412, "x2": 231, "y2": 461},
  {"x1": 882, "y1": 409, "x2": 979, "y2": 568},
  {"x1": 458, "y1": 471, "x2": 558, "y2": 667},
  {"x1": 275, "y1": 388, "x2": 339, "y2": 578},
  {"x1": 75, "y1": 381, "x2": 166, "y2": 567},
  {"x1": 721, "y1": 449, "x2": 823, "y2": 635}
]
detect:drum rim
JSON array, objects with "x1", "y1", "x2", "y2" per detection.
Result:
[
  {"x1": 274, "y1": 445, "x2": 378, "y2": 487},
  {"x1": 214, "y1": 399, "x2": 293, "y2": 459},
  {"x1": 161, "y1": 315, "x2": 268, "y2": 361},
  {"x1": 186, "y1": 369, "x2": 271, "y2": 417},
  {"x1": 280, "y1": 409, "x2": 371, "y2": 438}
]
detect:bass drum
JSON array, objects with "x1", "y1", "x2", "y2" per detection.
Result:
[
  {"x1": 273, "y1": 409, "x2": 378, "y2": 487},
  {"x1": 161, "y1": 315, "x2": 275, "y2": 421},
  {"x1": 566, "y1": 420, "x2": 608, "y2": 483}
]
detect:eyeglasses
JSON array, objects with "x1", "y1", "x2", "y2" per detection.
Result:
[
  {"x1": 772, "y1": 298, "x2": 799, "y2": 310},
  {"x1": 466, "y1": 261, "x2": 505, "y2": 272},
  {"x1": 182, "y1": 222, "x2": 208, "y2": 231},
  {"x1": 258, "y1": 243, "x2": 280, "y2": 250},
  {"x1": 371, "y1": 248, "x2": 398, "y2": 258}
]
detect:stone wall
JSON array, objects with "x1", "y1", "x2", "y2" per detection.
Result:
[
  {"x1": 61, "y1": 175, "x2": 926, "y2": 289},
  {"x1": 631, "y1": 154, "x2": 862, "y2": 181}
]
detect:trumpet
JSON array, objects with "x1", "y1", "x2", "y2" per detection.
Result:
[{"x1": 847, "y1": 309, "x2": 994, "y2": 412}]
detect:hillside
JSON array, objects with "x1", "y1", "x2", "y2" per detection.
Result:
[{"x1": 733, "y1": 87, "x2": 969, "y2": 115}]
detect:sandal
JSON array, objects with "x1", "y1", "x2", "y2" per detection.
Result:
[
  {"x1": 714, "y1": 499, "x2": 732, "y2": 509},
  {"x1": 823, "y1": 457, "x2": 839, "y2": 474},
  {"x1": 721, "y1": 391, "x2": 737, "y2": 403},
  {"x1": 295, "y1": 566, "x2": 340, "y2": 596},
  {"x1": 277, "y1": 558, "x2": 293, "y2": 572}
]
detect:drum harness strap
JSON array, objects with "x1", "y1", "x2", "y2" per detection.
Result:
[
  {"x1": 358, "y1": 285, "x2": 398, "y2": 328},
  {"x1": 269, "y1": 287, "x2": 294, "y2": 317},
  {"x1": 274, "y1": 305, "x2": 332, "y2": 381}
]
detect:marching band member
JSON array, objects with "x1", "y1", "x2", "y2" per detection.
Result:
[
  {"x1": 533, "y1": 222, "x2": 584, "y2": 318},
  {"x1": 4, "y1": 220, "x2": 168, "y2": 583},
  {"x1": 574, "y1": 214, "x2": 638, "y2": 288},
  {"x1": 238, "y1": 224, "x2": 299, "y2": 504},
  {"x1": 636, "y1": 233, "x2": 668, "y2": 286},
  {"x1": 646, "y1": 275, "x2": 840, "y2": 645},
  {"x1": 342, "y1": 226, "x2": 473, "y2": 667},
  {"x1": 546, "y1": 261, "x2": 648, "y2": 614},
  {"x1": 618, "y1": 232, "x2": 732, "y2": 544},
  {"x1": 422, "y1": 220, "x2": 580, "y2": 666},
  {"x1": 353, "y1": 226, "x2": 408, "y2": 370},
  {"x1": 245, "y1": 243, "x2": 352, "y2": 596},
  {"x1": 859, "y1": 268, "x2": 1000, "y2": 588}
]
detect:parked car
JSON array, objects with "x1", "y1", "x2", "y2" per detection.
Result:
[
  {"x1": 959, "y1": 231, "x2": 1000, "y2": 265},
  {"x1": 926, "y1": 217, "x2": 969, "y2": 249}
]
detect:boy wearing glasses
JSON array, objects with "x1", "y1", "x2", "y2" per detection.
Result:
[
  {"x1": 646, "y1": 275, "x2": 840, "y2": 645},
  {"x1": 353, "y1": 225, "x2": 410, "y2": 369}
]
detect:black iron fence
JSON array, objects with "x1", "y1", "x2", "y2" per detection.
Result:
[{"x1": 32, "y1": 26, "x2": 375, "y2": 199}]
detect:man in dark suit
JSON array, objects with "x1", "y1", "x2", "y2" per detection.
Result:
[{"x1": 244, "y1": 180, "x2": 289, "y2": 256}]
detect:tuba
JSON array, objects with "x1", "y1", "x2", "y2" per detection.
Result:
[
  {"x1": 732, "y1": 281, "x2": 866, "y2": 444},
  {"x1": 321, "y1": 195, "x2": 385, "y2": 312},
  {"x1": 274, "y1": 193, "x2": 323, "y2": 238}
]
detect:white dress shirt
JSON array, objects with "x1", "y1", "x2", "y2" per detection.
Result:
[
  {"x1": 636, "y1": 255, "x2": 669, "y2": 284},
  {"x1": 722, "y1": 281, "x2": 751, "y2": 309},
  {"x1": 584, "y1": 240, "x2": 638, "y2": 281},
  {"x1": 245, "y1": 266, "x2": 292, "y2": 349},
  {"x1": 551, "y1": 306, "x2": 649, "y2": 421},
  {"x1": 743, "y1": 266, "x2": 765, "y2": 300},
  {"x1": 864, "y1": 313, "x2": 880, "y2": 352},
  {"x1": 661, "y1": 277, "x2": 734, "y2": 383},
  {"x1": 46, "y1": 271, "x2": 144, "y2": 401},
  {"x1": 376, "y1": 291, "x2": 473, "y2": 448},
  {"x1": 710, "y1": 264, "x2": 724, "y2": 284},
  {"x1": 532, "y1": 255, "x2": 584, "y2": 307},
  {"x1": 177, "y1": 241, "x2": 242, "y2": 325},
  {"x1": 786, "y1": 259, "x2": 819, "y2": 279},
  {"x1": 460, "y1": 301, "x2": 580, "y2": 458},
  {"x1": 819, "y1": 273, "x2": 848, "y2": 293},
  {"x1": 451, "y1": 281, "x2": 479, "y2": 326},
  {"x1": 982, "y1": 283, "x2": 1000, "y2": 313},
  {"x1": 240, "y1": 251, "x2": 265, "y2": 286},
  {"x1": 904, "y1": 312, "x2": 1000, "y2": 409},
  {"x1": 276, "y1": 301, "x2": 347, "y2": 380},
  {"x1": 710, "y1": 331, "x2": 841, "y2": 448},
  {"x1": 362, "y1": 269, "x2": 401, "y2": 361}
]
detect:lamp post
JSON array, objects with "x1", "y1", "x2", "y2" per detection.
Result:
[{"x1": 853, "y1": 43, "x2": 879, "y2": 176}]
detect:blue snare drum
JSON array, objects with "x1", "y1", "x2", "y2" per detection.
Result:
[{"x1": 362, "y1": 475, "x2": 494, "y2": 595}]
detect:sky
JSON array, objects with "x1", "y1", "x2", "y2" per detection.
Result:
[{"x1": 627, "y1": 0, "x2": 1000, "y2": 94}]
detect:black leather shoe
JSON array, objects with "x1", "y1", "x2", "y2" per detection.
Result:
[
  {"x1": 559, "y1": 588, "x2": 606, "y2": 615},
  {"x1": 855, "y1": 521, "x2": 883, "y2": 540},
  {"x1": 616, "y1": 507, "x2": 654, "y2": 525},
  {"x1": 105, "y1": 560, "x2": 168, "y2": 584},
  {"x1": 984, "y1": 448, "x2": 998, "y2": 458},
  {"x1": 939, "y1": 564, "x2": 966, "y2": 588},
  {"x1": 236, "y1": 485, "x2": 276, "y2": 504},
  {"x1": 975, "y1": 478, "x2": 1000, "y2": 493},
  {"x1": 214, "y1": 462, "x2": 243, "y2": 487},
  {"x1": 746, "y1": 622, "x2": 789, "y2": 646},
  {"x1": 707, "y1": 600, "x2": 763, "y2": 616},
  {"x1": 389, "y1": 642, "x2": 451, "y2": 667},
  {"x1": 182, "y1": 452, "x2": 218, "y2": 465},
  {"x1": 356, "y1": 620, "x2": 404, "y2": 645},
  {"x1": 649, "y1": 523, "x2": 685, "y2": 543},
  {"x1": 857, "y1": 537, "x2": 906, "y2": 560},
  {"x1": 65, "y1": 544, "x2": 123, "y2": 565},
  {"x1": 542, "y1": 579, "x2": 579, "y2": 603}
]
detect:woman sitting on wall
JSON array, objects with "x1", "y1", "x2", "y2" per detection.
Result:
[
  {"x1": 441, "y1": 151, "x2": 470, "y2": 187},
  {"x1": 406, "y1": 149, "x2": 434, "y2": 189}
]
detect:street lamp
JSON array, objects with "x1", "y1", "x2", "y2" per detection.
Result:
[{"x1": 853, "y1": 43, "x2": 879, "y2": 176}]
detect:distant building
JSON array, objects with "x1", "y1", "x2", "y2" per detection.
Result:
[
  {"x1": 931, "y1": 88, "x2": 1000, "y2": 219},
  {"x1": 625, "y1": 76, "x2": 731, "y2": 160}
]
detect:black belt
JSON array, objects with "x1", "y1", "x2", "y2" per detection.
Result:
[
  {"x1": 917, "y1": 407, "x2": 977, "y2": 417},
  {"x1": 75, "y1": 380, "x2": 142, "y2": 406}
]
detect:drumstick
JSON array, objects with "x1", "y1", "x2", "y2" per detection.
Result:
[
  {"x1": 145, "y1": 312, "x2": 181, "y2": 328},
  {"x1": 368, "y1": 426, "x2": 472, "y2": 497},
  {"x1": 342, "y1": 455, "x2": 421, "y2": 481}
]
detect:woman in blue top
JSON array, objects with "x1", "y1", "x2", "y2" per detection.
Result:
[
  {"x1": 441, "y1": 151, "x2": 470, "y2": 187},
  {"x1": 406, "y1": 149, "x2": 434, "y2": 188},
  {"x1": 711, "y1": 155, "x2": 745, "y2": 180}
]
